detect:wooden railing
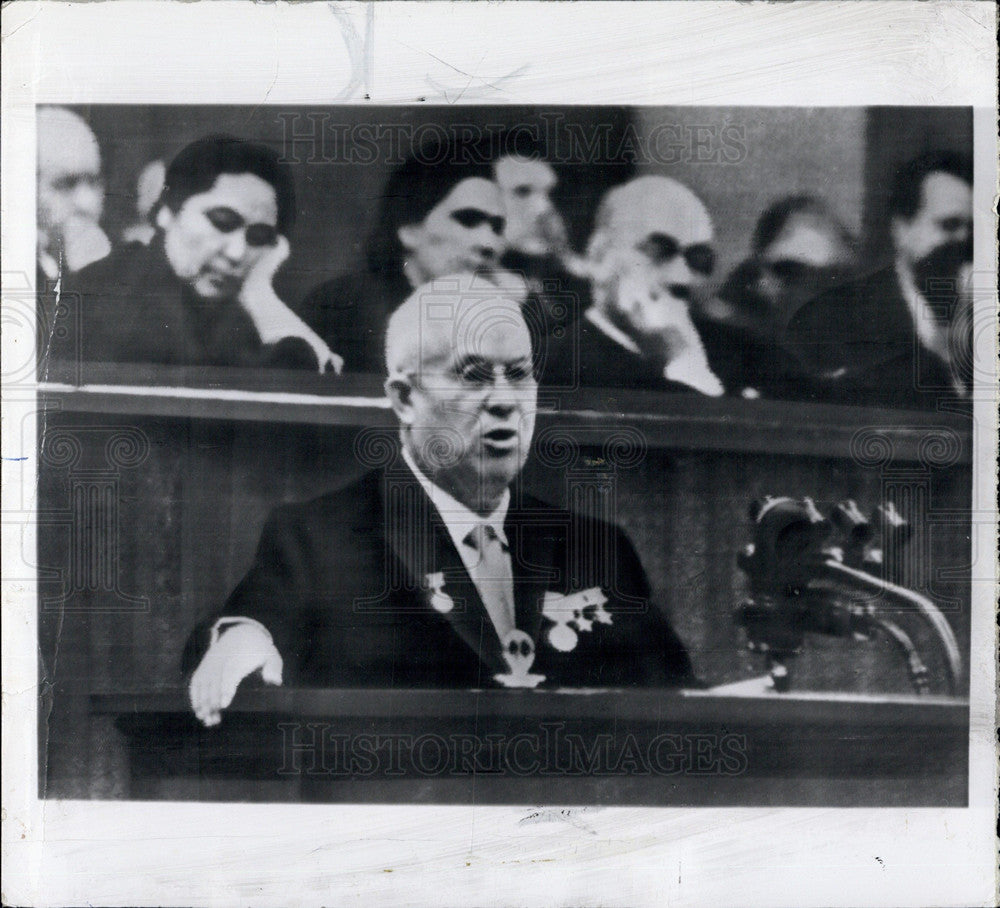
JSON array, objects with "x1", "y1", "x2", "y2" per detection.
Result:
[{"x1": 38, "y1": 362, "x2": 973, "y2": 462}]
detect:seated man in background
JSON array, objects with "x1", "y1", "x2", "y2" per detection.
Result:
[
  {"x1": 699, "y1": 195, "x2": 859, "y2": 400},
  {"x1": 785, "y1": 151, "x2": 973, "y2": 410},
  {"x1": 36, "y1": 106, "x2": 112, "y2": 285},
  {"x1": 541, "y1": 175, "x2": 725, "y2": 395},
  {"x1": 300, "y1": 144, "x2": 509, "y2": 374},
  {"x1": 492, "y1": 142, "x2": 591, "y2": 339},
  {"x1": 53, "y1": 134, "x2": 338, "y2": 374},
  {"x1": 186, "y1": 273, "x2": 696, "y2": 726},
  {"x1": 36, "y1": 107, "x2": 112, "y2": 348}
]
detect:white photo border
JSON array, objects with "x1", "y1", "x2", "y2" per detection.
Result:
[{"x1": 2, "y1": 2, "x2": 997, "y2": 906}]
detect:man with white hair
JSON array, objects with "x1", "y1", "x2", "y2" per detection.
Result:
[
  {"x1": 36, "y1": 106, "x2": 112, "y2": 283},
  {"x1": 185, "y1": 272, "x2": 695, "y2": 726},
  {"x1": 542, "y1": 175, "x2": 725, "y2": 395}
]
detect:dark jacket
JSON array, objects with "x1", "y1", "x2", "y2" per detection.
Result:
[
  {"x1": 51, "y1": 240, "x2": 319, "y2": 371},
  {"x1": 695, "y1": 261, "x2": 834, "y2": 402},
  {"x1": 299, "y1": 269, "x2": 412, "y2": 374},
  {"x1": 539, "y1": 313, "x2": 704, "y2": 394},
  {"x1": 784, "y1": 265, "x2": 968, "y2": 411},
  {"x1": 184, "y1": 465, "x2": 696, "y2": 689}
]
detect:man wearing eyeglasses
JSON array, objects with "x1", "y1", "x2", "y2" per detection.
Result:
[
  {"x1": 698, "y1": 195, "x2": 859, "y2": 400},
  {"x1": 185, "y1": 273, "x2": 696, "y2": 726},
  {"x1": 53, "y1": 134, "x2": 339, "y2": 374},
  {"x1": 540, "y1": 175, "x2": 725, "y2": 396},
  {"x1": 36, "y1": 107, "x2": 112, "y2": 284}
]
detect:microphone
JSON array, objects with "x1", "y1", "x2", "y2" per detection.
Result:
[{"x1": 734, "y1": 496, "x2": 960, "y2": 695}]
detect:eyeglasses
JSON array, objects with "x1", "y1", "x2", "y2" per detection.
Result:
[
  {"x1": 50, "y1": 174, "x2": 105, "y2": 193},
  {"x1": 456, "y1": 358, "x2": 534, "y2": 386},
  {"x1": 205, "y1": 207, "x2": 278, "y2": 248},
  {"x1": 415, "y1": 358, "x2": 536, "y2": 391},
  {"x1": 450, "y1": 208, "x2": 506, "y2": 236},
  {"x1": 637, "y1": 233, "x2": 716, "y2": 276},
  {"x1": 761, "y1": 258, "x2": 815, "y2": 283}
]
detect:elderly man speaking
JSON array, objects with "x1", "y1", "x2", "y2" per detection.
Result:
[{"x1": 186, "y1": 273, "x2": 695, "y2": 726}]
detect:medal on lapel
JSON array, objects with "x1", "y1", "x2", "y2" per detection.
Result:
[
  {"x1": 541, "y1": 587, "x2": 612, "y2": 652},
  {"x1": 579, "y1": 587, "x2": 613, "y2": 626},
  {"x1": 542, "y1": 591, "x2": 579, "y2": 652},
  {"x1": 424, "y1": 571, "x2": 454, "y2": 614},
  {"x1": 494, "y1": 629, "x2": 546, "y2": 688}
]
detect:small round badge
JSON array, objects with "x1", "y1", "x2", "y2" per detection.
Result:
[
  {"x1": 425, "y1": 572, "x2": 453, "y2": 613},
  {"x1": 547, "y1": 622, "x2": 579, "y2": 653}
]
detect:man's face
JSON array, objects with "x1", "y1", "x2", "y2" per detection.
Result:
[
  {"x1": 395, "y1": 301, "x2": 537, "y2": 513},
  {"x1": 596, "y1": 213, "x2": 715, "y2": 337},
  {"x1": 37, "y1": 121, "x2": 105, "y2": 250},
  {"x1": 398, "y1": 178, "x2": 506, "y2": 284},
  {"x1": 752, "y1": 214, "x2": 855, "y2": 324},
  {"x1": 494, "y1": 157, "x2": 566, "y2": 257},
  {"x1": 157, "y1": 172, "x2": 279, "y2": 302},
  {"x1": 893, "y1": 171, "x2": 973, "y2": 289}
]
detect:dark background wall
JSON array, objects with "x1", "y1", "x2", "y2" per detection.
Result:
[
  {"x1": 635, "y1": 106, "x2": 867, "y2": 282},
  {"x1": 861, "y1": 107, "x2": 974, "y2": 265}
]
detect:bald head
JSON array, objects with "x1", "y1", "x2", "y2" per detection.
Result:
[
  {"x1": 37, "y1": 107, "x2": 107, "y2": 268},
  {"x1": 590, "y1": 175, "x2": 713, "y2": 255},
  {"x1": 37, "y1": 107, "x2": 101, "y2": 172},
  {"x1": 587, "y1": 175, "x2": 716, "y2": 336}
]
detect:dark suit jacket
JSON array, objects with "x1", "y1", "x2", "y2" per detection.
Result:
[
  {"x1": 694, "y1": 262, "x2": 835, "y2": 402},
  {"x1": 299, "y1": 269, "x2": 412, "y2": 374},
  {"x1": 695, "y1": 316, "x2": 825, "y2": 403},
  {"x1": 502, "y1": 251, "x2": 590, "y2": 334},
  {"x1": 539, "y1": 314, "x2": 701, "y2": 394},
  {"x1": 785, "y1": 265, "x2": 966, "y2": 411},
  {"x1": 185, "y1": 466, "x2": 696, "y2": 689},
  {"x1": 50, "y1": 240, "x2": 320, "y2": 372}
]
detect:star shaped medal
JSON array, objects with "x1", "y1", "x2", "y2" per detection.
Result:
[{"x1": 541, "y1": 587, "x2": 612, "y2": 652}]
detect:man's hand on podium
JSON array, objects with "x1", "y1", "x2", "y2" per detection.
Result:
[{"x1": 188, "y1": 623, "x2": 283, "y2": 727}]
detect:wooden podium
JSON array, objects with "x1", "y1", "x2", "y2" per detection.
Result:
[{"x1": 92, "y1": 687, "x2": 968, "y2": 807}]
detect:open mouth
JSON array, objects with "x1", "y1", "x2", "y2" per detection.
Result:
[{"x1": 483, "y1": 428, "x2": 518, "y2": 451}]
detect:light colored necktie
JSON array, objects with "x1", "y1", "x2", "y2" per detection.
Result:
[{"x1": 463, "y1": 523, "x2": 516, "y2": 641}]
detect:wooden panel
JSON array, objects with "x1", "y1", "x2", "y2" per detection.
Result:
[{"x1": 40, "y1": 364, "x2": 973, "y2": 463}]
